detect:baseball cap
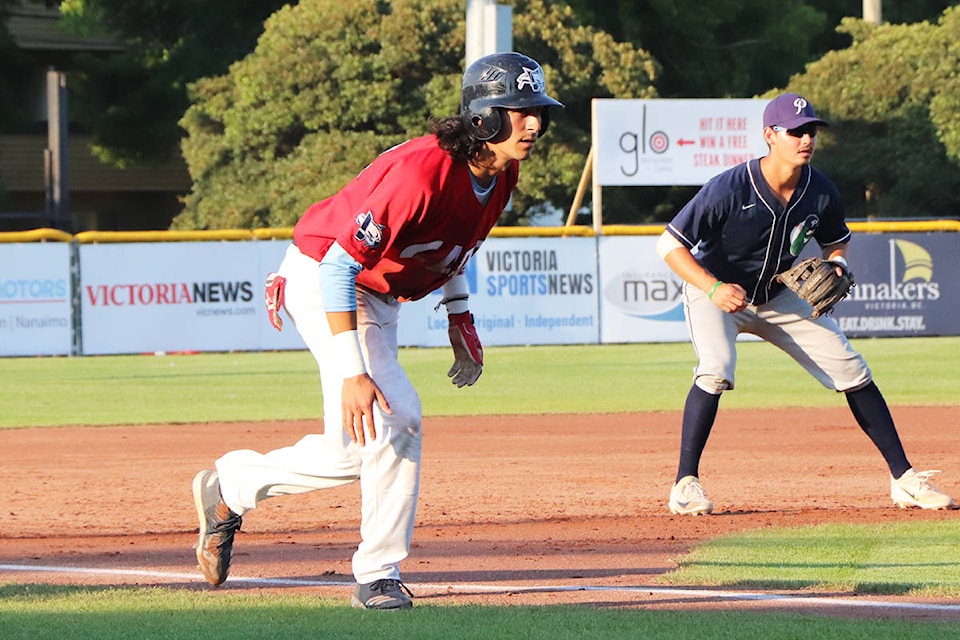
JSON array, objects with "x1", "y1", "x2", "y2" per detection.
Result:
[{"x1": 763, "y1": 93, "x2": 829, "y2": 130}]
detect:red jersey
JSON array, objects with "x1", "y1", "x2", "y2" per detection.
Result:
[{"x1": 293, "y1": 135, "x2": 518, "y2": 301}]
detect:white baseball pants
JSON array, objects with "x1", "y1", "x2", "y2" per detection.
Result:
[
  {"x1": 215, "y1": 243, "x2": 422, "y2": 584},
  {"x1": 683, "y1": 283, "x2": 872, "y2": 394}
]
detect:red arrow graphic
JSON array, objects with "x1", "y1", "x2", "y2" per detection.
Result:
[{"x1": 677, "y1": 139, "x2": 696, "y2": 146}]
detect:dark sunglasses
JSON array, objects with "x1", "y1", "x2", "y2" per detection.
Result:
[{"x1": 772, "y1": 123, "x2": 819, "y2": 138}]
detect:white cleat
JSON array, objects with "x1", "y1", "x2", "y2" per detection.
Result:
[
  {"x1": 668, "y1": 475, "x2": 714, "y2": 515},
  {"x1": 891, "y1": 468, "x2": 955, "y2": 510}
]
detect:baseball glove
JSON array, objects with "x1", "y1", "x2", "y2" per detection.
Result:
[{"x1": 776, "y1": 257, "x2": 854, "y2": 318}]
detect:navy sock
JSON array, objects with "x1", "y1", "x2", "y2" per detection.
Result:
[
  {"x1": 676, "y1": 385, "x2": 721, "y2": 482},
  {"x1": 845, "y1": 381, "x2": 911, "y2": 478}
]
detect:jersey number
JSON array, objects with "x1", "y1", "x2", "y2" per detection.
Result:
[{"x1": 400, "y1": 241, "x2": 482, "y2": 278}]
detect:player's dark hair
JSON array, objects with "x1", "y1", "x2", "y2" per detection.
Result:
[{"x1": 431, "y1": 115, "x2": 486, "y2": 164}]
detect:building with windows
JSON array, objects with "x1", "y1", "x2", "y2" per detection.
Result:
[{"x1": 1, "y1": 2, "x2": 190, "y2": 232}]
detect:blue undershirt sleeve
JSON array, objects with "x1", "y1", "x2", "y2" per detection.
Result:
[{"x1": 318, "y1": 241, "x2": 363, "y2": 312}]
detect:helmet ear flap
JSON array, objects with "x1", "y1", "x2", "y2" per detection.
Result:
[
  {"x1": 464, "y1": 106, "x2": 502, "y2": 141},
  {"x1": 539, "y1": 107, "x2": 551, "y2": 137}
]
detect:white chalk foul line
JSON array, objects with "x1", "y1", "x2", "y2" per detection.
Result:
[{"x1": 3, "y1": 563, "x2": 960, "y2": 613}]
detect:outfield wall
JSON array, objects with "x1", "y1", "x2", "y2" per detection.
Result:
[{"x1": 2, "y1": 222, "x2": 959, "y2": 356}]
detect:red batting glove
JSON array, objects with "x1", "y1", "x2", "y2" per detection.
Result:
[
  {"x1": 265, "y1": 272, "x2": 286, "y2": 331},
  {"x1": 447, "y1": 311, "x2": 483, "y2": 387}
]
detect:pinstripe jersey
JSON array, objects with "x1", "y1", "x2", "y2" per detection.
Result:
[{"x1": 666, "y1": 158, "x2": 850, "y2": 305}]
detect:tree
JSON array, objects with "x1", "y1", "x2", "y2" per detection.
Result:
[
  {"x1": 562, "y1": 0, "x2": 834, "y2": 99},
  {"x1": 172, "y1": 0, "x2": 659, "y2": 230},
  {"x1": 553, "y1": 0, "x2": 840, "y2": 224},
  {"x1": 556, "y1": 1, "x2": 960, "y2": 224},
  {"x1": 561, "y1": 1, "x2": 957, "y2": 99},
  {"x1": 59, "y1": 0, "x2": 290, "y2": 166},
  {"x1": 783, "y1": 8, "x2": 960, "y2": 219},
  {"x1": 24, "y1": 1, "x2": 957, "y2": 227}
]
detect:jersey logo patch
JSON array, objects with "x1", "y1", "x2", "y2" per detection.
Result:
[
  {"x1": 354, "y1": 211, "x2": 385, "y2": 249},
  {"x1": 789, "y1": 214, "x2": 820, "y2": 256}
]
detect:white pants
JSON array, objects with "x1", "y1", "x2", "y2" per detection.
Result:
[
  {"x1": 216, "y1": 243, "x2": 422, "y2": 584},
  {"x1": 683, "y1": 284, "x2": 872, "y2": 394}
]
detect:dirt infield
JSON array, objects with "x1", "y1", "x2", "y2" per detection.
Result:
[{"x1": 2, "y1": 406, "x2": 959, "y2": 619}]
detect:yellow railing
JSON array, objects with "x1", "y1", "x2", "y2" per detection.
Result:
[
  {"x1": 0, "y1": 228, "x2": 74, "y2": 243},
  {"x1": 3, "y1": 219, "x2": 959, "y2": 244}
]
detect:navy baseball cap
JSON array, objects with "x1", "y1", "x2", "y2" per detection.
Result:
[{"x1": 763, "y1": 93, "x2": 829, "y2": 129}]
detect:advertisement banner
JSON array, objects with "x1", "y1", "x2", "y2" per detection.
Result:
[
  {"x1": 832, "y1": 233, "x2": 960, "y2": 338},
  {"x1": 398, "y1": 236, "x2": 599, "y2": 347},
  {"x1": 598, "y1": 236, "x2": 690, "y2": 344},
  {"x1": 592, "y1": 99, "x2": 768, "y2": 186},
  {"x1": 0, "y1": 243, "x2": 73, "y2": 356},
  {"x1": 79, "y1": 242, "x2": 265, "y2": 354},
  {"x1": 14, "y1": 230, "x2": 960, "y2": 357}
]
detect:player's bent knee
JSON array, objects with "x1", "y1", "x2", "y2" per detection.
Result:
[
  {"x1": 694, "y1": 377, "x2": 731, "y2": 395},
  {"x1": 381, "y1": 401, "x2": 423, "y2": 438},
  {"x1": 838, "y1": 377, "x2": 873, "y2": 394}
]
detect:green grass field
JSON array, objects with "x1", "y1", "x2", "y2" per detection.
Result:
[
  {"x1": 3, "y1": 583, "x2": 958, "y2": 640},
  {"x1": 5, "y1": 583, "x2": 955, "y2": 640},
  {"x1": 3, "y1": 337, "x2": 960, "y2": 638},
  {"x1": 3, "y1": 337, "x2": 957, "y2": 428},
  {"x1": 660, "y1": 520, "x2": 960, "y2": 597}
]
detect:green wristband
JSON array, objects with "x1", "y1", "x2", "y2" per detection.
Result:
[{"x1": 708, "y1": 281, "x2": 723, "y2": 299}]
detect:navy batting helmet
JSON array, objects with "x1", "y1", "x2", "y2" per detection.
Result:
[{"x1": 460, "y1": 52, "x2": 564, "y2": 141}]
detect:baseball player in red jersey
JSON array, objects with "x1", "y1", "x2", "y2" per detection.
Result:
[
  {"x1": 658, "y1": 93, "x2": 954, "y2": 516},
  {"x1": 191, "y1": 52, "x2": 562, "y2": 609}
]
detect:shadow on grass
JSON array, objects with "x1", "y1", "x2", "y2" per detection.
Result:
[
  {"x1": 0, "y1": 583, "x2": 117, "y2": 599},
  {"x1": 664, "y1": 558, "x2": 960, "y2": 595}
]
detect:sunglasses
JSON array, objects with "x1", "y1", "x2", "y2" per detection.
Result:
[{"x1": 772, "y1": 124, "x2": 819, "y2": 138}]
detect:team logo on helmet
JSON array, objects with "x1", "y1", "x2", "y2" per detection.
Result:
[
  {"x1": 516, "y1": 65, "x2": 546, "y2": 93},
  {"x1": 793, "y1": 97, "x2": 808, "y2": 115},
  {"x1": 354, "y1": 211, "x2": 384, "y2": 249}
]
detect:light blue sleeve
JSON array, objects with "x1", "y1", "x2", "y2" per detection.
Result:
[{"x1": 318, "y1": 241, "x2": 363, "y2": 312}]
